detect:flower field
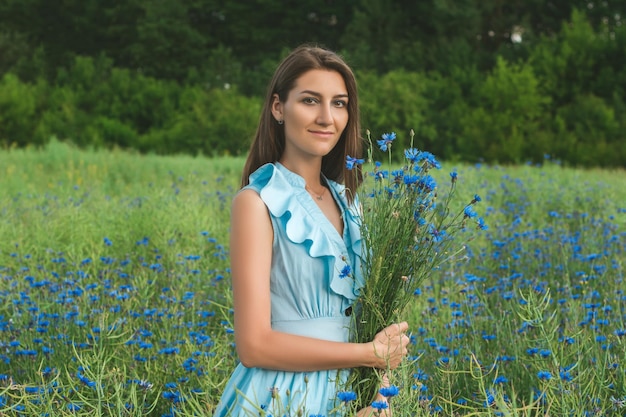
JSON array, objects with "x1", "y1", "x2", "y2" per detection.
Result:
[{"x1": 1, "y1": 141, "x2": 625, "y2": 416}]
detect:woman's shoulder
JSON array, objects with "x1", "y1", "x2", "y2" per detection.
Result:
[
  {"x1": 243, "y1": 163, "x2": 297, "y2": 193},
  {"x1": 232, "y1": 187, "x2": 265, "y2": 208},
  {"x1": 244, "y1": 162, "x2": 309, "y2": 199},
  {"x1": 239, "y1": 163, "x2": 303, "y2": 218}
]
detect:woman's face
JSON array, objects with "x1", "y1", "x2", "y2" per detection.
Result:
[{"x1": 272, "y1": 69, "x2": 349, "y2": 161}]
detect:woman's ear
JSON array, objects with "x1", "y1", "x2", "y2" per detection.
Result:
[{"x1": 271, "y1": 94, "x2": 283, "y2": 123}]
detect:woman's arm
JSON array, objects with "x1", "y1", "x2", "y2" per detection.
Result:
[{"x1": 230, "y1": 189, "x2": 409, "y2": 372}]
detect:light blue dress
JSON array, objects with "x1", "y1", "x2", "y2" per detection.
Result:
[{"x1": 213, "y1": 162, "x2": 364, "y2": 417}]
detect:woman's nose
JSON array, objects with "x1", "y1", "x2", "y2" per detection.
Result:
[{"x1": 316, "y1": 103, "x2": 333, "y2": 126}]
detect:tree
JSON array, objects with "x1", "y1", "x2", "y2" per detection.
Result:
[{"x1": 458, "y1": 57, "x2": 550, "y2": 163}]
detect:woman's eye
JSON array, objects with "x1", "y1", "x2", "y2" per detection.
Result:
[{"x1": 301, "y1": 97, "x2": 347, "y2": 107}]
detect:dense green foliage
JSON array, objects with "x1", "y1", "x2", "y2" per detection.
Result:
[
  {"x1": 0, "y1": 1, "x2": 625, "y2": 166},
  {"x1": 0, "y1": 144, "x2": 624, "y2": 415}
]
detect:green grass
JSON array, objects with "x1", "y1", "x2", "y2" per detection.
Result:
[{"x1": 0, "y1": 140, "x2": 625, "y2": 416}]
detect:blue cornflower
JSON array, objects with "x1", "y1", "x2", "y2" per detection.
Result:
[
  {"x1": 339, "y1": 265, "x2": 352, "y2": 279},
  {"x1": 476, "y1": 217, "x2": 488, "y2": 230},
  {"x1": 610, "y1": 396, "x2": 626, "y2": 409},
  {"x1": 560, "y1": 369, "x2": 573, "y2": 382},
  {"x1": 494, "y1": 375, "x2": 508, "y2": 384},
  {"x1": 537, "y1": 370, "x2": 552, "y2": 380},
  {"x1": 471, "y1": 194, "x2": 482, "y2": 204},
  {"x1": 428, "y1": 224, "x2": 446, "y2": 243},
  {"x1": 403, "y1": 174, "x2": 419, "y2": 186},
  {"x1": 379, "y1": 385, "x2": 400, "y2": 398},
  {"x1": 413, "y1": 214, "x2": 426, "y2": 226},
  {"x1": 391, "y1": 168, "x2": 404, "y2": 178},
  {"x1": 526, "y1": 347, "x2": 538, "y2": 356},
  {"x1": 76, "y1": 372, "x2": 96, "y2": 388},
  {"x1": 377, "y1": 132, "x2": 396, "y2": 152},
  {"x1": 438, "y1": 356, "x2": 450, "y2": 365},
  {"x1": 484, "y1": 388, "x2": 496, "y2": 407},
  {"x1": 539, "y1": 349, "x2": 551, "y2": 358},
  {"x1": 373, "y1": 169, "x2": 388, "y2": 181},
  {"x1": 42, "y1": 367, "x2": 56, "y2": 378},
  {"x1": 337, "y1": 390, "x2": 357, "y2": 403},
  {"x1": 67, "y1": 403, "x2": 81, "y2": 411},
  {"x1": 159, "y1": 347, "x2": 180, "y2": 355},
  {"x1": 162, "y1": 391, "x2": 183, "y2": 403},
  {"x1": 404, "y1": 148, "x2": 420, "y2": 163},
  {"x1": 418, "y1": 151, "x2": 441, "y2": 169},
  {"x1": 103, "y1": 237, "x2": 113, "y2": 246},
  {"x1": 346, "y1": 155, "x2": 365, "y2": 170},
  {"x1": 450, "y1": 171, "x2": 458, "y2": 183},
  {"x1": 414, "y1": 369, "x2": 428, "y2": 381},
  {"x1": 418, "y1": 175, "x2": 437, "y2": 191},
  {"x1": 370, "y1": 400, "x2": 389, "y2": 410},
  {"x1": 130, "y1": 379, "x2": 154, "y2": 390},
  {"x1": 464, "y1": 205, "x2": 478, "y2": 219}
]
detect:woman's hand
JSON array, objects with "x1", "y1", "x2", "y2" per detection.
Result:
[{"x1": 370, "y1": 321, "x2": 410, "y2": 369}]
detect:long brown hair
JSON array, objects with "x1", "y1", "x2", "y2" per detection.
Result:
[{"x1": 240, "y1": 44, "x2": 363, "y2": 203}]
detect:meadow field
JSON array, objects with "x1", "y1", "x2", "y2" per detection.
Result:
[{"x1": 0, "y1": 140, "x2": 625, "y2": 416}]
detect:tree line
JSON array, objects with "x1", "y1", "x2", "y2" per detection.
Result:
[{"x1": 0, "y1": 0, "x2": 625, "y2": 166}]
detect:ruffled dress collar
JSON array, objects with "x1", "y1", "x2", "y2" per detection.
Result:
[{"x1": 247, "y1": 162, "x2": 364, "y2": 303}]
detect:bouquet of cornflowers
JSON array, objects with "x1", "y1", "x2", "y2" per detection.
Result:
[{"x1": 346, "y1": 130, "x2": 487, "y2": 409}]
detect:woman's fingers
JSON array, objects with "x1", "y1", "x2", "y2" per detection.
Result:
[
  {"x1": 372, "y1": 322, "x2": 410, "y2": 369},
  {"x1": 397, "y1": 321, "x2": 409, "y2": 333},
  {"x1": 383, "y1": 321, "x2": 408, "y2": 337}
]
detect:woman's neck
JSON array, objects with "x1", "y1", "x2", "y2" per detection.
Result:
[{"x1": 279, "y1": 157, "x2": 324, "y2": 188}]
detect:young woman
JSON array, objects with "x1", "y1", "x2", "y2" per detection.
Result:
[{"x1": 214, "y1": 45, "x2": 410, "y2": 417}]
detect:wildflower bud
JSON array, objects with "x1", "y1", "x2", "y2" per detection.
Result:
[
  {"x1": 286, "y1": 388, "x2": 290, "y2": 396},
  {"x1": 410, "y1": 129, "x2": 414, "y2": 137}
]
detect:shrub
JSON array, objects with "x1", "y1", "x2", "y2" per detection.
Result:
[
  {"x1": 358, "y1": 70, "x2": 435, "y2": 157},
  {"x1": 458, "y1": 56, "x2": 551, "y2": 163},
  {"x1": 553, "y1": 94, "x2": 621, "y2": 166},
  {"x1": 141, "y1": 86, "x2": 261, "y2": 156},
  {"x1": 0, "y1": 73, "x2": 46, "y2": 147}
]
